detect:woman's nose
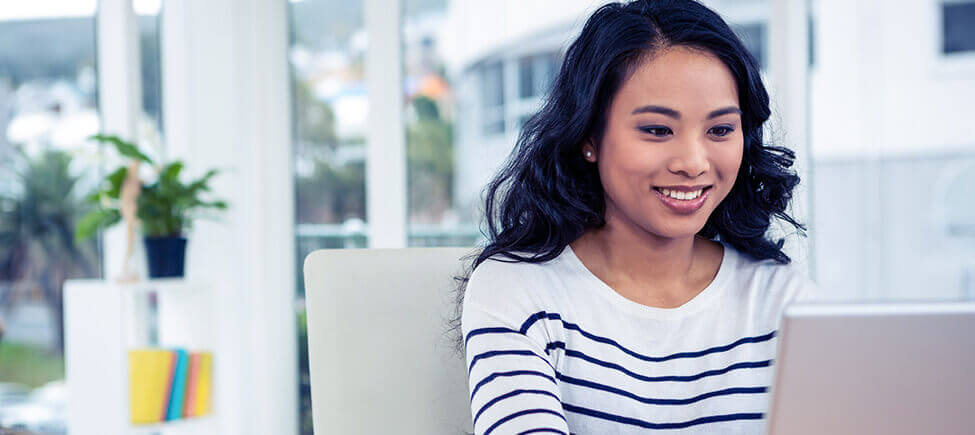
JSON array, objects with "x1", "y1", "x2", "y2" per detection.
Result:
[{"x1": 666, "y1": 138, "x2": 710, "y2": 178}]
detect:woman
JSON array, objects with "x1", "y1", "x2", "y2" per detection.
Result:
[{"x1": 459, "y1": 0, "x2": 817, "y2": 433}]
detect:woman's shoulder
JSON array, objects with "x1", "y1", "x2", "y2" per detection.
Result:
[
  {"x1": 726, "y1": 243, "x2": 820, "y2": 303},
  {"x1": 463, "y1": 250, "x2": 573, "y2": 316}
]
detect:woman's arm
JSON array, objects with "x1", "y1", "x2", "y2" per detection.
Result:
[{"x1": 463, "y1": 301, "x2": 569, "y2": 435}]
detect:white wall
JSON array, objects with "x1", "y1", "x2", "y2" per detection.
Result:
[
  {"x1": 810, "y1": 0, "x2": 975, "y2": 159},
  {"x1": 804, "y1": 0, "x2": 975, "y2": 301}
]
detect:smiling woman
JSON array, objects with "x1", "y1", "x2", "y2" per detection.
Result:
[
  {"x1": 581, "y1": 46, "x2": 745, "y2": 242},
  {"x1": 455, "y1": 1, "x2": 814, "y2": 434}
]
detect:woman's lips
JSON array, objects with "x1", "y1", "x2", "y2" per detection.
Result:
[{"x1": 653, "y1": 186, "x2": 712, "y2": 214}]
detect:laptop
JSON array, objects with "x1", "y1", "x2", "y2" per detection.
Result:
[{"x1": 767, "y1": 302, "x2": 975, "y2": 435}]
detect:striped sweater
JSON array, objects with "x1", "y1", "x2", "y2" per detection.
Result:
[{"x1": 462, "y1": 243, "x2": 816, "y2": 434}]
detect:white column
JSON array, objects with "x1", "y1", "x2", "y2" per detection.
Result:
[
  {"x1": 231, "y1": 2, "x2": 298, "y2": 432},
  {"x1": 365, "y1": 0, "x2": 408, "y2": 248},
  {"x1": 769, "y1": 0, "x2": 813, "y2": 275},
  {"x1": 96, "y1": 0, "x2": 141, "y2": 138},
  {"x1": 96, "y1": 0, "x2": 143, "y2": 281},
  {"x1": 161, "y1": 0, "x2": 297, "y2": 434}
]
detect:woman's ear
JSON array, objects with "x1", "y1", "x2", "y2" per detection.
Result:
[{"x1": 582, "y1": 141, "x2": 597, "y2": 163}]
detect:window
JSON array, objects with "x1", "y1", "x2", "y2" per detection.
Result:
[
  {"x1": 736, "y1": 22, "x2": 767, "y2": 69},
  {"x1": 943, "y1": 1, "x2": 975, "y2": 54},
  {"x1": 480, "y1": 61, "x2": 505, "y2": 135},
  {"x1": 402, "y1": 3, "x2": 574, "y2": 248},
  {"x1": 518, "y1": 53, "x2": 559, "y2": 100},
  {"x1": 942, "y1": 164, "x2": 975, "y2": 237},
  {"x1": 732, "y1": 20, "x2": 814, "y2": 70},
  {"x1": 0, "y1": 2, "x2": 101, "y2": 433},
  {"x1": 288, "y1": 0, "x2": 369, "y2": 433},
  {"x1": 137, "y1": 1, "x2": 163, "y2": 137},
  {"x1": 518, "y1": 57, "x2": 533, "y2": 100}
]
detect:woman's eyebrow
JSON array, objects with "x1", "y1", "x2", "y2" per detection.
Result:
[
  {"x1": 630, "y1": 105, "x2": 742, "y2": 120},
  {"x1": 631, "y1": 105, "x2": 681, "y2": 118},
  {"x1": 706, "y1": 106, "x2": 742, "y2": 119}
]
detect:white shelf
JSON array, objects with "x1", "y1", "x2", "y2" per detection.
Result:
[
  {"x1": 123, "y1": 278, "x2": 203, "y2": 293},
  {"x1": 131, "y1": 416, "x2": 216, "y2": 435},
  {"x1": 64, "y1": 279, "x2": 218, "y2": 435}
]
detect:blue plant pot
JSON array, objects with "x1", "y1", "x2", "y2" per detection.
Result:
[{"x1": 144, "y1": 236, "x2": 187, "y2": 278}]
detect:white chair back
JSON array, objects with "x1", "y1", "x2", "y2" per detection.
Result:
[{"x1": 303, "y1": 248, "x2": 474, "y2": 434}]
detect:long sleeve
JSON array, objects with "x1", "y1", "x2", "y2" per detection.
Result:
[{"x1": 463, "y1": 300, "x2": 570, "y2": 435}]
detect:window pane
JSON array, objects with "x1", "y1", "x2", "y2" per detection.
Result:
[
  {"x1": 290, "y1": 0, "x2": 369, "y2": 244},
  {"x1": 944, "y1": 3, "x2": 975, "y2": 54},
  {"x1": 480, "y1": 61, "x2": 505, "y2": 135},
  {"x1": 289, "y1": 0, "x2": 367, "y2": 433},
  {"x1": 0, "y1": 2, "x2": 101, "y2": 433},
  {"x1": 138, "y1": 1, "x2": 163, "y2": 138},
  {"x1": 518, "y1": 56, "x2": 534, "y2": 99},
  {"x1": 481, "y1": 61, "x2": 504, "y2": 108},
  {"x1": 735, "y1": 22, "x2": 767, "y2": 69},
  {"x1": 534, "y1": 53, "x2": 559, "y2": 98},
  {"x1": 518, "y1": 53, "x2": 560, "y2": 100}
]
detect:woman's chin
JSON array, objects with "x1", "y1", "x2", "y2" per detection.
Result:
[{"x1": 644, "y1": 223, "x2": 708, "y2": 241}]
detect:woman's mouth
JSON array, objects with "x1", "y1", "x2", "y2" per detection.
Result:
[{"x1": 652, "y1": 185, "x2": 713, "y2": 214}]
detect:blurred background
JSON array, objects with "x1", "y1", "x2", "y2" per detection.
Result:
[{"x1": 0, "y1": 0, "x2": 972, "y2": 433}]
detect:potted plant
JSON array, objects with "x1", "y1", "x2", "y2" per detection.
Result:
[{"x1": 75, "y1": 134, "x2": 227, "y2": 278}]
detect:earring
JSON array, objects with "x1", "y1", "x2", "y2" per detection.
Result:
[{"x1": 585, "y1": 150, "x2": 593, "y2": 158}]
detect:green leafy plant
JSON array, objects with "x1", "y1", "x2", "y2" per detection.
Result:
[{"x1": 75, "y1": 134, "x2": 227, "y2": 241}]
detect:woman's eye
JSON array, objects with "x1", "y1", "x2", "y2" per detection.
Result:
[
  {"x1": 640, "y1": 126, "x2": 673, "y2": 137},
  {"x1": 708, "y1": 126, "x2": 734, "y2": 137}
]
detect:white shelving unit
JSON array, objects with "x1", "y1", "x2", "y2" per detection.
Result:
[{"x1": 63, "y1": 279, "x2": 218, "y2": 435}]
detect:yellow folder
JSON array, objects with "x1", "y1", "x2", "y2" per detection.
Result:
[
  {"x1": 193, "y1": 352, "x2": 213, "y2": 416},
  {"x1": 129, "y1": 349, "x2": 174, "y2": 424}
]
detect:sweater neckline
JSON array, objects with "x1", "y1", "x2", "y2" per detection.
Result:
[{"x1": 561, "y1": 242, "x2": 736, "y2": 320}]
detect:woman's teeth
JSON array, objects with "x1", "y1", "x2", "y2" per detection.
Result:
[{"x1": 660, "y1": 188, "x2": 703, "y2": 200}]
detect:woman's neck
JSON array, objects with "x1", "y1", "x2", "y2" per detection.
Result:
[{"x1": 569, "y1": 211, "x2": 722, "y2": 308}]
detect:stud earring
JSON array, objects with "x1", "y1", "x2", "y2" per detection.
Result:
[{"x1": 585, "y1": 150, "x2": 593, "y2": 158}]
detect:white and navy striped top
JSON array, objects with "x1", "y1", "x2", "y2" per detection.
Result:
[{"x1": 462, "y1": 243, "x2": 817, "y2": 434}]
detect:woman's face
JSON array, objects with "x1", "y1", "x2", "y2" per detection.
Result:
[{"x1": 584, "y1": 46, "x2": 744, "y2": 239}]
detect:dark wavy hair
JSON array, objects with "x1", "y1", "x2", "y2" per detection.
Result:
[{"x1": 450, "y1": 0, "x2": 805, "y2": 348}]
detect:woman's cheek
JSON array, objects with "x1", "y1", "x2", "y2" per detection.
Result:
[{"x1": 713, "y1": 139, "x2": 743, "y2": 176}]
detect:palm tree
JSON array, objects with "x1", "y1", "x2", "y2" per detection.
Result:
[{"x1": 0, "y1": 149, "x2": 99, "y2": 354}]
